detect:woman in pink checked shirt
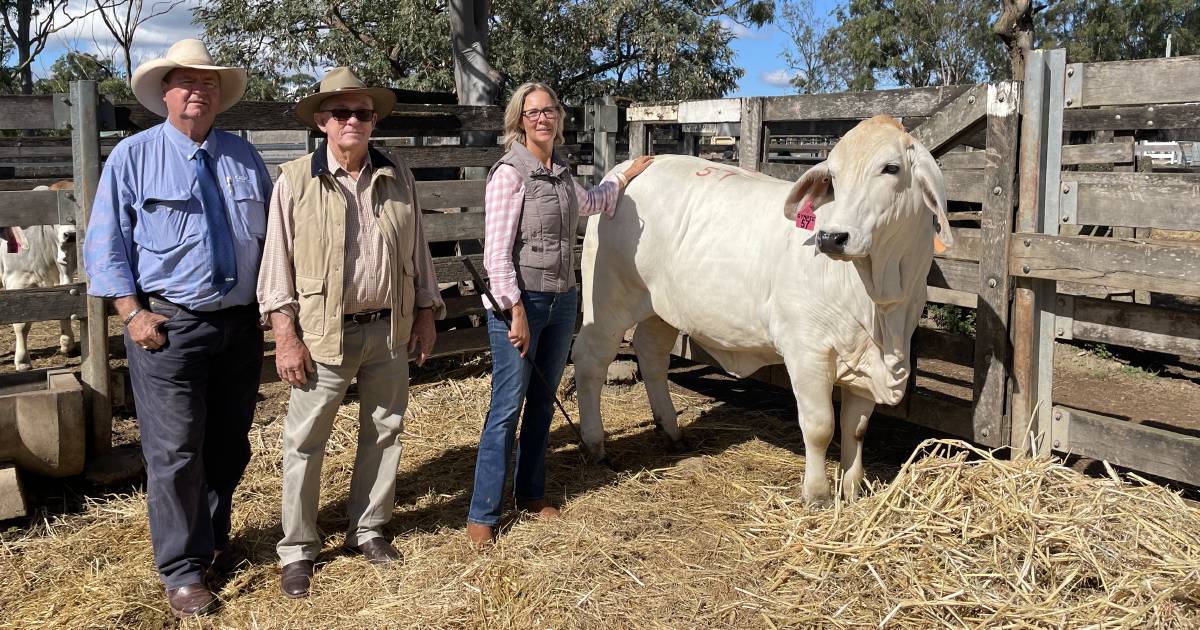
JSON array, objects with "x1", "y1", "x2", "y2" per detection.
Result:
[{"x1": 466, "y1": 83, "x2": 652, "y2": 546}]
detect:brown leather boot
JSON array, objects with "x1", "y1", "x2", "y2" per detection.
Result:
[
  {"x1": 280, "y1": 560, "x2": 315, "y2": 599},
  {"x1": 516, "y1": 498, "x2": 561, "y2": 519},
  {"x1": 345, "y1": 537, "x2": 402, "y2": 564},
  {"x1": 466, "y1": 523, "x2": 495, "y2": 548},
  {"x1": 166, "y1": 583, "x2": 217, "y2": 618}
]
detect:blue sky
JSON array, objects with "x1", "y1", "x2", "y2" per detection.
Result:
[{"x1": 38, "y1": 1, "x2": 841, "y2": 100}]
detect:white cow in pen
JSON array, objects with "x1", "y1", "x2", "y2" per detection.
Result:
[
  {"x1": 572, "y1": 115, "x2": 952, "y2": 505},
  {"x1": 1, "y1": 180, "x2": 78, "y2": 371}
]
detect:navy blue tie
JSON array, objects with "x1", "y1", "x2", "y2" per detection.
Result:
[{"x1": 195, "y1": 148, "x2": 237, "y2": 295}]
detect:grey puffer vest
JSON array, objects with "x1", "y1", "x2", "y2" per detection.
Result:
[{"x1": 488, "y1": 143, "x2": 580, "y2": 293}]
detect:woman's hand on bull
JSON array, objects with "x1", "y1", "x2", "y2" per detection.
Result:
[
  {"x1": 621, "y1": 156, "x2": 654, "y2": 185},
  {"x1": 508, "y1": 302, "x2": 530, "y2": 357},
  {"x1": 128, "y1": 310, "x2": 169, "y2": 350}
]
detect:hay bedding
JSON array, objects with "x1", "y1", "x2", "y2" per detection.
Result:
[{"x1": 1, "y1": 365, "x2": 1197, "y2": 629}]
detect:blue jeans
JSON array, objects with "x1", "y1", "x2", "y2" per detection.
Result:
[{"x1": 468, "y1": 288, "x2": 577, "y2": 526}]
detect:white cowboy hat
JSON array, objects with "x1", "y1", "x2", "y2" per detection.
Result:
[
  {"x1": 131, "y1": 39, "x2": 247, "y2": 118},
  {"x1": 294, "y1": 67, "x2": 396, "y2": 130}
]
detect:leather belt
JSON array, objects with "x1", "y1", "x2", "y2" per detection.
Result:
[{"x1": 344, "y1": 309, "x2": 390, "y2": 324}]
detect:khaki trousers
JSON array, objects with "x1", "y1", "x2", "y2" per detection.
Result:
[{"x1": 277, "y1": 317, "x2": 408, "y2": 565}]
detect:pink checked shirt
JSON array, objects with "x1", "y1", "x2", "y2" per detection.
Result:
[{"x1": 482, "y1": 163, "x2": 622, "y2": 310}]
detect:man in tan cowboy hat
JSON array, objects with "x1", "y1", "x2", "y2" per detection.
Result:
[
  {"x1": 82, "y1": 39, "x2": 270, "y2": 618},
  {"x1": 257, "y1": 66, "x2": 445, "y2": 598}
]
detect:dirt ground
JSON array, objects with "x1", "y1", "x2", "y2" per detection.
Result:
[{"x1": 1, "y1": 323, "x2": 1198, "y2": 628}]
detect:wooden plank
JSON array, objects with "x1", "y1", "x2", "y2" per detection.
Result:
[
  {"x1": 1011, "y1": 234, "x2": 1200, "y2": 298},
  {"x1": 629, "y1": 122, "x2": 648, "y2": 158},
  {"x1": 433, "y1": 247, "x2": 583, "y2": 284},
  {"x1": 939, "y1": 227, "x2": 981, "y2": 262},
  {"x1": 0, "y1": 178, "x2": 65, "y2": 191},
  {"x1": 1060, "y1": 142, "x2": 1133, "y2": 165},
  {"x1": 942, "y1": 169, "x2": 986, "y2": 204},
  {"x1": 763, "y1": 85, "x2": 971, "y2": 121},
  {"x1": 911, "y1": 84, "x2": 989, "y2": 154},
  {"x1": 416, "y1": 180, "x2": 485, "y2": 209},
  {"x1": 111, "y1": 100, "x2": 512, "y2": 133},
  {"x1": 1054, "y1": 406, "x2": 1200, "y2": 487},
  {"x1": 0, "y1": 284, "x2": 86, "y2": 324},
  {"x1": 391, "y1": 146, "x2": 503, "y2": 169},
  {"x1": 443, "y1": 294, "x2": 486, "y2": 320},
  {"x1": 1062, "y1": 103, "x2": 1200, "y2": 131},
  {"x1": 760, "y1": 162, "x2": 808, "y2": 181},
  {"x1": 926, "y1": 286, "x2": 978, "y2": 308},
  {"x1": 1, "y1": 164, "x2": 74, "y2": 179},
  {"x1": 927, "y1": 257, "x2": 979, "y2": 294},
  {"x1": 1064, "y1": 173, "x2": 1200, "y2": 232},
  {"x1": 0, "y1": 190, "x2": 67, "y2": 226},
  {"x1": 0, "y1": 95, "x2": 57, "y2": 130},
  {"x1": 971, "y1": 82, "x2": 1022, "y2": 449},
  {"x1": 739, "y1": 97, "x2": 764, "y2": 172},
  {"x1": 0, "y1": 143, "x2": 116, "y2": 159},
  {"x1": 1070, "y1": 295, "x2": 1200, "y2": 357},
  {"x1": 678, "y1": 99, "x2": 742, "y2": 123},
  {"x1": 423, "y1": 212, "x2": 485, "y2": 243},
  {"x1": 626, "y1": 104, "x2": 679, "y2": 122},
  {"x1": 1067, "y1": 56, "x2": 1200, "y2": 108},
  {"x1": 937, "y1": 151, "x2": 987, "y2": 170}
]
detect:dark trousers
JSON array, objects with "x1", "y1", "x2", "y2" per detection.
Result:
[{"x1": 125, "y1": 297, "x2": 263, "y2": 589}]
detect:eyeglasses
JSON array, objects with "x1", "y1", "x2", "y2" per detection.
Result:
[
  {"x1": 321, "y1": 108, "x2": 376, "y2": 122},
  {"x1": 522, "y1": 107, "x2": 559, "y2": 121}
]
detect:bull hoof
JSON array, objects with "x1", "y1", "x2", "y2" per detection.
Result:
[
  {"x1": 15, "y1": 362, "x2": 31, "y2": 372},
  {"x1": 61, "y1": 344, "x2": 79, "y2": 358},
  {"x1": 664, "y1": 434, "x2": 692, "y2": 454},
  {"x1": 594, "y1": 455, "x2": 619, "y2": 472}
]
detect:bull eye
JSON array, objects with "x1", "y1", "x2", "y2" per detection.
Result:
[{"x1": 882, "y1": 164, "x2": 900, "y2": 175}]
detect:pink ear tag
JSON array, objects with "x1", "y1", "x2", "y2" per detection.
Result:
[{"x1": 795, "y1": 199, "x2": 816, "y2": 231}]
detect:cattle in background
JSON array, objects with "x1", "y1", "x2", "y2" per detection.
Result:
[
  {"x1": 1, "y1": 180, "x2": 79, "y2": 370},
  {"x1": 572, "y1": 116, "x2": 953, "y2": 505}
]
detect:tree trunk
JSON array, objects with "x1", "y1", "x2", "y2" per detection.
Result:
[
  {"x1": 993, "y1": 0, "x2": 1034, "y2": 81},
  {"x1": 449, "y1": 0, "x2": 501, "y2": 107},
  {"x1": 17, "y1": 0, "x2": 33, "y2": 94}
]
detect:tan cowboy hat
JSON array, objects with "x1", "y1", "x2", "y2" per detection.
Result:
[
  {"x1": 131, "y1": 39, "x2": 247, "y2": 118},
  {"x1": 294, "y1": 67, "x2": 396, "y2": 130}
]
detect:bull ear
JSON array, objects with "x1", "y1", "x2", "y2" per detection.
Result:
[
  {"x1": 911, "y1": 142, "x2": 954, "y2": 251},
  {"x1": 783, "y1": 161, "x2": 833, "y2": 221}
]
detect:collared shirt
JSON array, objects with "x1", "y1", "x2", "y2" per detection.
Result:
[
  {"x1": 482, "y1": 161, "x2": 621, "y2": 310},
  {"x1": 83, "y1": 122, "x2": 272, "y2": 311},
  {"x1": 257, "y1": 147, "x2": 440, "y2": 320}
]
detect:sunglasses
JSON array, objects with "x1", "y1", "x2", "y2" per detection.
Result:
[
  {"x1": 522, "y1": 107, "x2": 559, "y2": 121},
  {"x1": 320, "y1": 108, "x2": 376, "y2": 122}
]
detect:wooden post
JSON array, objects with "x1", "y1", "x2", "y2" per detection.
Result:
[
  {"x1": 738, "y1": 97, "x2": 764, "y2": 172},
  {"x1": 591, "y1": 95, "x2": 619, "y2": 181},
  {"x1": 971, "y1": 81, "x2": 1022, "y2": 448},
  {"x1": 70, "y1": 80, "x2": 112, "y2": 455},
  {"x1": 629, "y1": 121, "x2": 648, "y2": 157},
  {"x1": 1010, "y1": 50, "x2": 1066, "y2": 457}
]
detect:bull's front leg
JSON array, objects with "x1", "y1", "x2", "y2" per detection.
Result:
[
  {"x1": 838, "y1": 388, "x2": 875, "y2": 502},
  {"x1": 12, "y1": 322, "x2": 31, "y2": 371},
  {"x1": 783, "y1": 349, "x2": 837, "y2": 506}
]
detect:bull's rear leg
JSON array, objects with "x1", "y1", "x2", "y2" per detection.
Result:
[
  {"x1": 12, "y1": 322, "x2": 31, "y2": 371},
  {"x1": 838, "y1": 388, "x2": 874, "y2": 502},
  {"x1": 571, "y1": 321, "x2": 627, "y2": 463},
  {"x1": 783, "y1": 351, "x2": 836, "y2": 506},
  {"x1": 632, "y1": 317, "x2": 686, "y2": 451},
  {"x1": 58, "y1": 319, "x2": 77, "y2": 357}
]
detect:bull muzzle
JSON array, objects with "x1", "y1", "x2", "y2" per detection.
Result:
[{"x1": 815, "y1": 230, "x2": 850, "y2": 255}]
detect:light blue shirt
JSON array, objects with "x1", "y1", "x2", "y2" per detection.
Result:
[{"x1": 84, "y1": 122, "x2": 272, "y2": 311}]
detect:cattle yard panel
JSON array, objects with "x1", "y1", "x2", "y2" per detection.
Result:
[
  {"x1": 1009, "y1": 53, "x2": 1200, "y2": 486},
  {"x1": 0, "y1": 82, "x2": 110, "y2": 455}
]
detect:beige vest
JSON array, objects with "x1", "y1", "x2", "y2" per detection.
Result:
[
  {"x1": 280, "y1": 145, "x2": 418, "y2": 365},
  {"x1": 489, "y1": 144, "x2": 579, "y2": 293}
]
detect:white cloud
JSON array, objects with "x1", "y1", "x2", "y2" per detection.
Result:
[
  {"x1": 720, "y1": 18, "x2": 774, "y2": 42},
  {"x1": 761, "y1": 69, "x2": 796, "y2": 88}
]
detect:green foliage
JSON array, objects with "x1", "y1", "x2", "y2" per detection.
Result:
[
  {"x1": 1040, "y1": 0, "x2": 1200, "y2": 63},
  {"x1": 1085, "y1": 342, "x2": 1116, "y2": 362},
  {"x1": 194, "y1": 0, "x2": 772, "y2": 103},
  {"x1": 33, "y1": 51, "x2": 132, "y2": 99},
  {"x1": 927, "y1": 304, "x2": 976, "y2": 338}
]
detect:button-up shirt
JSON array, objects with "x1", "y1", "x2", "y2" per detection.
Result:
[{"x1": 83, "y1": 122, "x2": 272, "y2": 311}]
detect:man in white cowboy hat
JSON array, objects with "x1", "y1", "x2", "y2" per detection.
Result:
[
  {"x1": 82, "y1": 38, "x2": 270, "y2": 618},
  {"x1": 257, "y1": 66, "x2": 444, "y2": 598}
]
